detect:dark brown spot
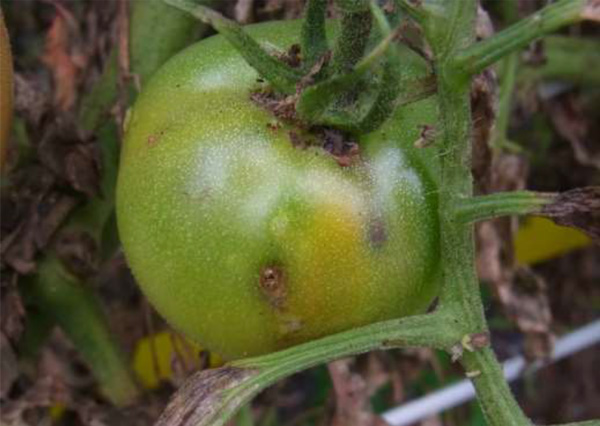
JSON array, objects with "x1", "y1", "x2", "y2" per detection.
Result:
[
  {"x1": 288, "y1": 130, "x2": 307, "y2": 149},
  {"x1": 259, "y1": 265, "x2": 287, "y2": 309},
  {"x1": 368, "y1": 218, "x2": 387, "y2": 248},
  {"x1": 147, "y1": 130, "x2": 166, "y2": 147},
  {"x1": 266, "y1": 122, "x2": 280, "y2": 132},
  {"x1": 414, "y1": 124, "x2": 437, "y2": 148},
  {"x1": 276, "y1": 43, "x2": 302, "y2": 68}
]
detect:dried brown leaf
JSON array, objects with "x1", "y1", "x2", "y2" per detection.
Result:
[
  {"x1": 0, "y1": 375, "x2": 72, "y2": 425},
  {"x1": 235, "y1": 0, "x2": 255, "y2": 23},
  {"x1": 37, "y1": 115, "x2": 101, "y2": 197},
  {"x1": 496, "y1": 267, "x2": 554, "y2": 359},
  {"x1": 155, "y1": 366, "x2": 259, "y2": 426},
  {"x1": 582, "y1": 0, "x2": 600, "y2": 21},
  {"x1": 54, "y1": 229, "x2": 100, "y2": 279},
  {"x1": 13, "y1": 73, "x2": 52, "y2": 128},
  {"x1": 1, "y1": 166, "x2": 78, "y2": 274},
  {"x1": 42, "y1": 4, "x2": 86, "y2": 111},
  {"x1": 0, "y1": 332, "x2": 19, "y2": 398},
  {"x1": 328, "y1": 358, "x2": 390, "y2": 426},
  {"x1": 64, "y1": 142, "x2": 102, "y2": 198},
  {"x1": 541, "y1": 186, "x2": 600, "y2": 243},
  {"x1": 545, "y1": 94, "x2": 600, "y2": 169},
  {"x1": 471, "y1": 69, "x2": 497, "y2": 189},
  {"x1": 0, "y1": 272, "x2": 25, "y2": 342}
]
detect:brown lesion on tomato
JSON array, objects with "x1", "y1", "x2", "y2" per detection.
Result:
[
  {"x1": 147, "y1": 129, "x2": 167, "y2": 147},
  {"x1": 259, "y1": 265, "x2": 287, "y2": 310},
  {"x1": 368, "y1": 217, "x2": 388, "y2": 248}
]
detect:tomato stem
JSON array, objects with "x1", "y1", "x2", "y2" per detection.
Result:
[
  {"x1": 454, "y1": 191, "x2": 553, "y2": 224},
  {"x1": 453, "y1": 0, "x2": 594, "y2": 76},
  {"x1": 460, "y1": 348, "x2": 534, "y2": 426},
  {"x1": 156, "y1": 312, "x2": 461, "y2": 426}
]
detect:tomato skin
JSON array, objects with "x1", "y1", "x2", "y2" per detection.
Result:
[{"x1": 117, "y1": 20, "x2": 441, "y2": 360}]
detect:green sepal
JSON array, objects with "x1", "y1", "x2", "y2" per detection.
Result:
[
  {"x1": 296, "y1": 28, "x2": 398, "y2": 125},
  {"x1": 165, "y1": 0, "x2": 303, "y2": 94},
  {"x1": 301, "y1": 0, "x2": 329, "y2": 72}
]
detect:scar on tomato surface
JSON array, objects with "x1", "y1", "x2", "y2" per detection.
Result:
[
  {"x1": 259, "y1": 265, "x2": 287, "y2": 310},
  {"x1": 368, "y1": 217, "x2": 388, "y2": 248},
  {"x1": 146, "y1": 130, "x2": 166, "y2": 147}
]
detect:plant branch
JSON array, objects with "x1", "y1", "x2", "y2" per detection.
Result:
[
  {"x1": 428, "y1": 2, "x2": 532, "y2": 425},
  {"x1": 455, "y1": 191, "x2": 553, "y2": 224},
  {"x1": 155, "y1": 311, "x2": 462, "y2": 426},
  {"x1": 164, "y1": 0, "x2": 303, "y2": 94},
  {"x1": 461, "y1": 348, "x2": 532, "y2": 426},
  {"x1": 454, "y1": 0, "x2": 596, "y2": 76}
]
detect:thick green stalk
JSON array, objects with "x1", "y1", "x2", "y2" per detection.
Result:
[
  {"x1": 461, "y1": 348, "x2": 533, "y2": 426},
  {"x1": 454, "y1": 0, "x2": 591, "y2": 76},
  {"x1": 431, "y1": 0, "x2": 485, "y2": 326},
  {"x1": 156, "y1": 312, "x2": 461, "y2": 426},
  {"x1": 455, "y1": 191, "x2": 553, "y2": 224},
  {"x1": 427, "y1": 1, "x2": 530, "y2": 425}
]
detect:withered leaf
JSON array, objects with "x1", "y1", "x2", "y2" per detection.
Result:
[
  {"x1": 541, "y1": 186, "x2": 600, "y2": 243},
  {"x1": 328, "y1": 358, "x2": 390, "y2": 426},
  {"x1": 545, "y1": 94, "x2": 600, "y2": 169},
  {"x1": 0, "y1": 332, "x2": 19, "y2": 399},
  {"x1": 470, "y1": 68, "x2": 497, "y2": 189},
  {"x1": 42, "y1": 3, "x2": 86, "y2": 111},
  {"x1": 55, "y1": 230, "x2": 100, "y2": 279},
  {"x1": 155, "y1": 366, "x2": 258, "y2": 426},
  {"x1": 1, "y1": 166, "x2": 79, "y2": 274}
]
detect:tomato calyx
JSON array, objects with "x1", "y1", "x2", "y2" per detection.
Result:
[
  {"x1": 251, "y1": 85, "x2": 361, "y2": 168},
  {"x1": 166, "y1": 0, "x2": 417, "y2": 137}
]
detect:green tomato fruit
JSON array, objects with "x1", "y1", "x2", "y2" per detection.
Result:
[{"x1": 117, "y1": 20, "x2": 441, "y2": 360}]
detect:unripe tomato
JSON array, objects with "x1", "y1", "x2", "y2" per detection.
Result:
[{"x1": 117, "y1": 20, "x2": 441, "y2": 360}]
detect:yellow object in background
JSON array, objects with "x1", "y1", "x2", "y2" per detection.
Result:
[
  {"x1": 132, "y1": 331, "x2": 222, "y2": 389},
  {"x1": 515, "y1": 217, "x2": 591, "y2": 265}
]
